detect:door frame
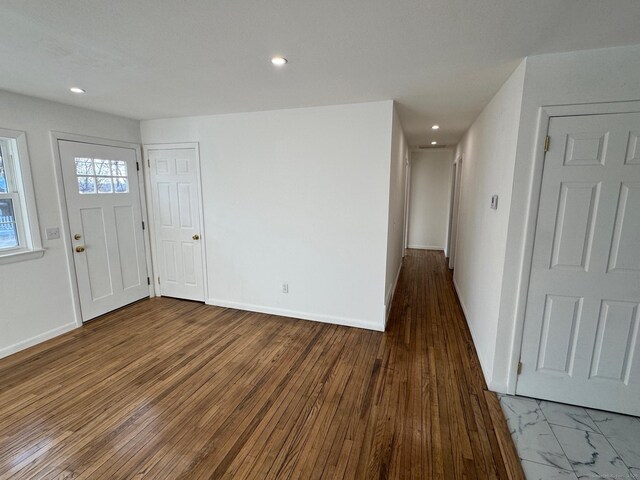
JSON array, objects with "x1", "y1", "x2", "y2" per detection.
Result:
[
  {"x1": 51, "y1": 132, "x2": 153, "y2": 326},
  {"x1": 142, "y1": 142, "x2": 208, "y2": 302},
  {"x1": 402, "y1": 151, "x2": 411, "y2": 253},
  {"x1": 508, "y1": 100, "x2": 640, "y2": 394},
  {"x1": 447, "y1": 154, "x2": 463, "y2": 269},
  {"x1": 444, "y1": 160, "x2": 454, "y2": 259}
]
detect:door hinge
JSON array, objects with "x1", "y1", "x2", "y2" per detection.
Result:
[
  {"x1": 136, "y1": 162, "x2": 140, "y2": 171},
  {"x1": 142, "y1": 221, "x2": 145, "y2": 230},
  {"x1": 158, "y1": 276, "x2": 161, "y2": 284},
  {"x1": 147, "y1": 158, "x2": 151, "y2": 168},
  {"x1": 147, "y1": 277, "x2": 151, "y2": 285},
  {"x1": 517, "y1": 361, "x2": 523, "y2": 375},
  {"x1": 544, "y1": 136, "x2": 550, "y2": 153}
]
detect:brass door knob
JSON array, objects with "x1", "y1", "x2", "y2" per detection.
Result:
[
  {"x1": 192, "y1": 234, "x2": 200, "y2": 241},
  {"x1": 75, "y1": 246, "x2": 85, "y2": 253},
  {"x1": 74, "y1": 234, "x2": 82, "y2": 240}
]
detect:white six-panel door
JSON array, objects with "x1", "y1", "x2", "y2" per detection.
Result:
[
  {"x1": 516, "y1": 112, "x2": 640, "y2": 415},
  {"x1": 147, "y1": 146, "x2": 205, "y2": 301},
  {"x1": 59, "y1": 140, "x2": 149, "y2": 321}
]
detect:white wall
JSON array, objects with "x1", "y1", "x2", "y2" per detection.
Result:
[
  {"x1": 451, "y1": 60, "x2": 526, "y2": 384},
  {"x1": 452, "y1": 44, "x2": 640, "y2": 392},
  {"x1": 407, "y1": 149, "x2": 453, "y2": 250},
  {"x1": 141, "y1": 101, "x2": 395, "y2": 331},
  {"x1": 493, "y1": 44, "x2": 640, "y2": 391},
  {"x1": 384, "y1": 106, "x2": 409, "y2": 320},
  {"x1": 0, "y1": 90, "x2": 141, "y2": 359}
]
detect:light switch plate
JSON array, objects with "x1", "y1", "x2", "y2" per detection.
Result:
[
  {"x1": 45, "y1": 227, "x2": 60, "y2": 240},
  {"x1": 490, "y1": 195, "x2": 499, "y2": 210}
]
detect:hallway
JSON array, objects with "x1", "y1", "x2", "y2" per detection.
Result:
[{"x1": 0, "y1": 250, "x2": 518, "y2": 479}]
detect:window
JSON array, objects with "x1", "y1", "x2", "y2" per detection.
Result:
[{"x1": 0, "y1": 129, "x2": 43, "y2": 263}]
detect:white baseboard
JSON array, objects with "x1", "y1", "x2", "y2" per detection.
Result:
[
  {"x1": 385, "y1": 261, "x2": 403, "y2": 325},
  {"x1": 0, "y1": 322, "x2": 77, "y2": 360},
  {"x1": 206, "y1": 298, "x2": 385, "y2": 332},
  {"x1": 407, "y1": 244, "x2": 444, "y2": 250},
  {"x1": 452, "y1": 277, "x2": 493, "y2": 387}
]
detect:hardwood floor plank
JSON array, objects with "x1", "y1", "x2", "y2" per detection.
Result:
[
  {"x1": 484, "y1": 391, "x2": 526, "y2": 480},
  {"x1": 0, "y1": 250, "x2": 518, "y2": 479}
]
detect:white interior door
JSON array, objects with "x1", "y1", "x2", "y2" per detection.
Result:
[
  {"x1": 517, "y1": 112, "x2": 640, "y2": 415},
  {"x1": 147, "y1": 146, "x2": 205, "y2": 301},
  {"x1": 59, "y1": 140, "x2": 149, "y2": 322}
]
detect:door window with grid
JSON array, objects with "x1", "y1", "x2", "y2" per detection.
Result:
[{"x1": 75, "y1": 158, "x2": 129, "y2": 195}]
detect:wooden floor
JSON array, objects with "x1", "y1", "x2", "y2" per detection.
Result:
[{"x1": 0, "y1": 250, "x2": 519, "y2": 479}]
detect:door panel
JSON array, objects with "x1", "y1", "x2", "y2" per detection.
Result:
[
  {"x1": 182, "y1": 243, "x2": 198, "y2": 286},
  {"x1": 158, "y1": 183, "x2": 173, "y2": 226},
  {"x1": 550, "y1": 182, "x2": 599, "y2": 270},
  {"x1": 626, "y1": 133, "x2": 640, "y2": 164},
  {"x1": 59, "y1": 140, "x2": 148, "y2": 321},
  {"x1": 148, "y1": 146, "x2": 204, "y2": 301},
  {"x1": 163, "y1": 240, "x2": 178, "y2": 283},
  {"x1": 608, "y1": 183, "x2": 640, "y2": 272},
  {"x1": 536, "y1": 294, "x2": 582, "y2": 374},
  {"x1": 114, "y1": 205, "x2": 142, "y2": 289},
  {"x1": 564, "y1": 132, "x2": 607, "y2": 166},
  {"x1": 178, "y1": 183, "x2": 194, "y2": 228},
  {"x1": 517, "y1": 112, "x2": 640, "y2": 415},
  {"x1": 80, "y1": 207, "x2": 113, "y2": 301},
  {"x1": 590, "y1": 300, "x2": 639, "y2": 382}
]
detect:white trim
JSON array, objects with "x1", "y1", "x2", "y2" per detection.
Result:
[
  {"x1": 507, "y1": 100, "x2": 640, "y2": 394},
  {"x1": 0, "y1": 248, "x2": 44, "y2": 265},
  {"x1": 403, "y1": 152, "x2": 411, "y2": 253},
  {"x1": 444, "y1": 160, "x2": 456, "y2": 258},
  {"x1": 142, "y1": 145, "x2": 159, "y2": 297},
  {"x1": 138, "y1": 147, "x2": 155, "y2": 298},
  {"x1": 142, "y1": 142, "x2": 207, "y2": 302},
  {"x1": 489, "y1": 378, "x2": 509, "y2": 394},
  {"x1": 0, "y1": 128, "x2": 43, "y2": 256},
  {"x1": 448, "y1": 154, "x2": 463, "y2": 269},
  {"x1": 407, "y1": 245, "x2": 444, "y2": 250},
  {"x1": 50, "y1": 132, "x2": 152, "y2": 327},
  {"x1": 0, "y1": 322, "x2": 76, "y2": 360},
  {"x1": 541, "y1": 100, "x2": 640, "y2": 117},
  {"x1": 385, "y1": 260, "x2": 403, "y2": 324},
  {"x1": 207, "y1": 298, "x2": 385, "y2": 332},
  {"x1": 51, "y1": 131, "x2": 144, "y2": 150}
]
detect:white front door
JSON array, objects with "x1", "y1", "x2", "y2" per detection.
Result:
[
  {"x1": 59, "y1": 140, "x2": 149, "y2": 322},
  {"x1": 147, "y1": 146, "x2": 205, "y2": 301},
  {"x1": 517, "y1": 112, "x2": 640, "y2": 415}
]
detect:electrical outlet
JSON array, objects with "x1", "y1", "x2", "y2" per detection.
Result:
[
  {"x1": 282, "y1": 283, "x2": 289, "y2": 294},
  {"x1": 45, "y1": 226, "x2": 60, "y2": 240}
]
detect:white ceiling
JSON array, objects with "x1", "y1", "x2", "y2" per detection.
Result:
[{"x1": 1, "y1": 1, "x2": 639, "y2": 146}]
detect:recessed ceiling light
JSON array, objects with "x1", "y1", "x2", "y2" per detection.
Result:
[
  {"x1": 431, "y1": 141, "x2": 437, "y2": 145},
  {"x1": 271, "y1": 56, "x2": 288, "y2": 66},
  {"x1": 70, "y1": 87, "x2": 86, "y2": 94},
  {"x1": 432, "y1": 125, "x2": 440, "y2": 130}
]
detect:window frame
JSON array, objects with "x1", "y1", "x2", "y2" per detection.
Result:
[{"x1": 0, "y1": 128, "x2": 43, "y2": 264}]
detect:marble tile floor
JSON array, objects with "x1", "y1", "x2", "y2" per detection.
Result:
[{"x1": 499, "y1": 395, "x2": 640, "y2": 480}]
